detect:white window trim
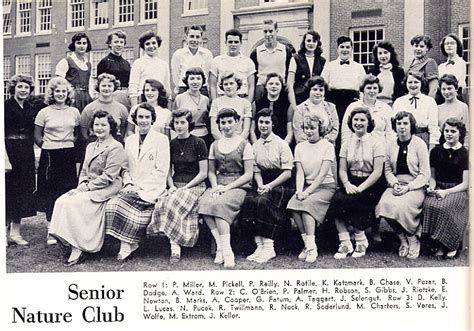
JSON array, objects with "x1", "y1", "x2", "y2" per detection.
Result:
[
  {"x1": 4, "y1": 57, "x2": 12, "y2": 100},
  {"x1": 113, "y1": 0, "x2": 135, "y2": 28},
  {"x1": 350, "y1": 26, "x2": 385, "y2": 66},
  {"x1": 140, "y1": 0, "x2": 158, "y2": 23},
  {"x1": 66, "y1": 0, "x2": 86, "y2": 32},
  {"x1": 16, "y1": 0, "x2": 32, "y2": 37},
  {"x1": 90, "y1": 0, "x2": 109, "y2": 30},
  {"x1": 458, "y1": 23, "x2": 470, "y2": 88},
  {"x1": 182, "y1": 0, "x2": 208, "y2": 17},
  {"x1": 34, "y1": 53, "x2": 52, "y2": 95},
  {"x1": 15, "y1": 55, "x2": 31, "y2": 75},
  {"x1": 35, "y1": 0, "x2": 52, "y2": 35},
  {"x1": 3, "y1": 0, "x2": 13, "y2": 36}
]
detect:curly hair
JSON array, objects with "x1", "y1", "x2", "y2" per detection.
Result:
[
  {"x1": 410, "y1": 34, "x2": 433, "y2": 50},
  {"x1": 302, "y1": 112, "x2": 327, "y2": 137},
  {"x1": 141, "y1": 79, "x2": 169, "y2": 108},
  {"x1": 68, "y1": 32, "x2": 92, "y2": 52},
  {"x1": 131, "y1": 102, "x2": 157, "y2": 125},
  {"x1": 106, "y1": 30, "x2": 127, "y2": 46},
  {"x1": 297, "y1": 30, "x2": 323, "y2": 56},
  {"x1": 95, "y1": 73, "x2": 119, "y2": 93},
  {"x1": 45, "y1": 77, "x2": 75, "y2": 106},
  {"x1": 360, "y1": 74, "x2": 383, "y2": 93},
  {"x1": 305, "y1": 76, "x2": 329, "y2": 94},
  {"x1": 8, "y1": 74, "x2": 34, "y2": 96},
  {"x1": 391, "y1": 111, "x2": 417, "y2": 134},
  {"x1": 439, "y1": 73, "x2": 459, "y2": 90},
  {"x1": 439, "y1": 33, "x2": 464, "y2": 57},
  {"x1": 138, "y1": 30, "x2": 162, "y2": 49},
  {"x1": 372, "y1": 40, "x2": 400, "y2": 68},
  {"x1": 169, "y1": 109, "x2": 195, "y2": 132},
  {"x1": 90, "y1": 110, "x2": 118, "y2": 138}
]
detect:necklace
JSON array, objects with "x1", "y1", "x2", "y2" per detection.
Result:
[{"x1": 177, "y1": 137, "x2": 188, "y2": 156}]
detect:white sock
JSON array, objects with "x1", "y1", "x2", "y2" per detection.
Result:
[
  {"x1": 170, "y1": 240, "x2": 181, "y2": 255},
  {"x1": 211, "y1": 229, "x2": 221, "y2": 251},
  {"x1": 220, "y1": 234, "x2": 232, "y2": 253},
  {"x1": 306, "y1": 235, "x2": 316, "y2": 250},
  {"x1": 262, "y1": 238, "x2": 274, "y2": 250},
  {"x1": 300, "y1": 233, "x2": 307, "y2": 248},
  {"x1": 255, "y1": 236, "x2": 263, "y2": 246}
]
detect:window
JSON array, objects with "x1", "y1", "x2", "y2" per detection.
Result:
[
  {"x1": 3, "y1": 0, "x2": 12, "y2": 35},
  {"x1": 35, "y1": 54, "x2": 51, "y2": 95},
  {"x1": 36, "y1": 0, "x2": 52, "y2": 33},
  {"x1": 115, "y1": 0, "x2": 134, "y2": 25},
  {"x1": 68, "y1": 0, "x2": 85, "y2": 30},
  {"x1": 351, "y1": 27, "x2": 384, "y2": 71},
  {"x1": 4, "y1": 57, "x2": 11, "y2": 99},
  {"x1": 459, "y1": 24, "x2": 470, "y2": 88},
  {"x1": 183, "y1": 0, "x2": 208, "y2": 16},
  {"x1": 17, "y1": 0, "x2": 32, "y2": 35},
  {"x1": 141, "y1": 0, "x2": 158, "y2": 23},
  {"x1": 91, "y1": 0, "x2": 109, "y2": 28},
  {"x1": 15, "y1": 55, "x2": 30, "y2": 75}
]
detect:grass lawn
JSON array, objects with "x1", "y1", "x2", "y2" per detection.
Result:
[{"x1": 6, "y1": 213, "x2": 468, "y2": 273}]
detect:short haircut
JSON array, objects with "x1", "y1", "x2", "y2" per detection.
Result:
[
  {"x1": 169, "y1": 109, "x2": 195, "y2": 132},
  {"x1": 8, "y1": 74, "x2": 34, "y2": 96},
  {"x1": 186, "y1": 25, "x2": 204, "y2": 35},
  {"x1": 182, "y1": 67, "x2": 206, "y2": 88},
  {"x1": 264, "y1": 72, "x2": 286, "y2": 91},
  {"x1": 298, "y1": 30, "x2": 323, "y2": 56},
  {"x1": 106, "y1": 30, "x2": 127, "y2": 46},
  {"x1": 219, "y1": 71, "x2": 242, "y2": 90},
  {"x1": 95, "y1": 73, "x2": 119, "y2": 92},
  {"x1": 90, "y1": 110, "x2": 118, "y2": 138},
  {"x1": 302, "y1": 112, "x2": 326, "y2": 137},
  {"x1": 403, "y1": 71, "x2": 427, "y2": 92},
  {"x1": 131, "y1": 102, "x2": 157, "y2": 125},
  {"x1": 216, "y1": 108, "x2": 240, "y2": 125},
  {"x1": 263, "y1": 19, "x2": 278, "y2": 30},
  {"x1": 442, "y1": 117, "x2": 466, "y2": 144},
  {"x1": 138, "y1": 30, "x2": 162, "y2": 49},
  {"x1": 372, "y1": 40, "x2": 400, "y2": 68},
  {"x1": 347, "y1": 106, "x2": 375, "y2": 133},
  {"x1": 68, "y1": 32, "x2": 92, "y2": 52},
  {"x1": 391, "y1": 111, "x2": 417, "y2": 134},
  {"x1": 360, "y1": 74, "x2": 383, "y2": 93},
  {"x1": 305, "y1": 76, "x2": 329, "y2": 94},
  {"x1": 439, "y1": 73, "x2": 459, "y2": 90},
  {"x1": 410, "y1": 34, "x2": 433, "y2": 50},
  {"x1": 225, "y1": 29, "x2": 242, "y2": 42},
  {"x1": 141, "y1": 79, "x2": 169, "y2": 108},
  {"x1": 45, "y1": 77, "x2": 75, "y2": 106},
  {"x1": 255, "y1": 107, "x2": 278, "y2": 129},
  {"x1": 439, "y1": 33, "x2": 464, "y2": 57},
  {"x1": 337, "y1": 35, "x2": 352, "y2": 47}
]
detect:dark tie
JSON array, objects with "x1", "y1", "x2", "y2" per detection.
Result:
[
  {"x1": 409, "y1": 96, "x2": 419, "y2": 109},
  {"x1": 447, "y1": 60, "x2": 455, "y2": 65},
  {"x1": 340, "y1": 60, "x2": 350, "y2": 65}
]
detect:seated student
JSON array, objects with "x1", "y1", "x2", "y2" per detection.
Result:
[
  {"x1": 331, "y1": 107, "x2": 385, "y2": 259},
  {"x1": 287, "y1": 112, "x2": 336, "y2": 263},
  {"x1": 375, "y1": 111, "x2": 430, "y2": 260},
  {"x1": 105, "y1": 103, "x2": 170, "y2": 261},
  {"x1": 209, "y1": 71, "x2": 252, "y2": 141},
  {"x1": 198, "y1": 108, "x2": 254, "y2": 268},
  {"x1": 240, "y1": 108, "x2": 293, "y2": 264},
  {"x1": 48, "y1": 111, "x2": 126, "y2": 266},
  {"x1": 147, "y1": 110, "x2": 208, "y2": 264},
  {"x1": 422, "y1": 118, "x2": 468, "y2": 259}
]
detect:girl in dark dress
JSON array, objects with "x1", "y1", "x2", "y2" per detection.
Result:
[{"x1": 4, "y1": 74, "x2": 37, "y2": 245}]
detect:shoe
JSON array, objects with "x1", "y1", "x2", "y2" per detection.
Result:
[
  {"x1": 64, "y1": 252, "x2": 86, "y2": 267},
  {"x1": 116, "y1": 243, "x2": 139, "y2": 261},
  {"x1": 170, "y1": 253, "x2": 181, "y2": 264},
  {"x1": 305, "y1": 248, "x2": 318, "y2": 263},
  {"x1": 255, "y1": 249, "x2": 276, "y2": 264},
  {"x1": 398, "y1": 243, "x2": 409, "y2": 257},
  {"x1": 352, "y1": 243, "x2": 368, "y2": 258},
  {"x1": 246, "y1": 246, "x2": 264, "y2": 261},
  {"x1": 434, "y1": 248, "x2": 444, "y2": 259},
  {"x1": 223, "y1": 251, "x2": 235, "y2": 268},
  {"x1": 406, "y1": 236, "x2": 420, "y2": 259},
  {"x1": 297, "y1": 248, "x2": 307, "y2": 261},
  {"x1": 334, "y1": 241, "x2": 354, "y2": 259},
  {"x1": 445, "y1": 250, "x2": 457, "y2": 259},
  {"x1": 46, "y1": 235, "x2": 58, "y2": 245},
  {"x1": 214, "y1": 250, "x2": 224, "y2": 264},
  {"x1": 9, "y1": 235, "x2": 29, "y2": 246}
]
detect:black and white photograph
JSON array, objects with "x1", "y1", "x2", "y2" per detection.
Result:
[{"x1": 1, "y1": 0, "x2": 471, "y2": 330}]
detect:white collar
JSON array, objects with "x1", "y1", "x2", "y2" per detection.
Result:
[{"x1": 443, "y1": 142, "x2": 462, "y2": 150}]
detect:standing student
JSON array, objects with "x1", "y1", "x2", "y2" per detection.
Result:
[
  {"x1": 250, "y1": 19, "x2": 293, "y2": 102},
  {"x1": 209, "y1": 29, "x2": 255, "y2": 103},
  {"x1": 171, "y1": 25, "x2": 213, "y2": 97},
  {"x1": 438, "y1": 34, "x2": 467, "y2": 102},
  {"x1": 97, "y1": 30, "x2": 131, "y2": 109}
]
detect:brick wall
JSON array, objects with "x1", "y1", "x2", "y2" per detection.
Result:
[
  {"x1": 235, "y1": 0, "x2": 260, "y2": 10},
  {"x1": 450, "y1": 0, "x2": 470, "y2": 32}
]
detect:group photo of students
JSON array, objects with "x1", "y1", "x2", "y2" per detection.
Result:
[{"x1": 5, "y1": 18, "x2": 469, "y2": 270}]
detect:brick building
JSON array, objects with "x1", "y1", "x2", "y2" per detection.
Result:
[{"x1": 2, "y1": 0, "x2": 470, "y2": 99}]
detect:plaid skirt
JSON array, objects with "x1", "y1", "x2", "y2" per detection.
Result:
[
  {"x1": 148, "y1": 182, "x2": 207, "y2": 247},
  {"x1": 105, "y1": 191, "x2": 155, "y2": 244},
  {"x1": 422, "y1": 182, "x2": 468, "y2": 251}
]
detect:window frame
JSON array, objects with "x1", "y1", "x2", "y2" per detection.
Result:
[
  {"x1": 140, "y1": 0, "x2": 158, "y2": 24},
  {"x1": 34, "y1": 53, "x2": 52, "y2": 96},
  {"x1": 16, "y1": 0, "x2": 32, "y2": 37},
  {"x1": 114, "y1": 0, "x2": 135, "y2": 27},
  {"x1": 36, "y1": 0, "x2": 53, "y2": 35},
  {"x1": 458, "y1": 23, "x2": 470, "y2": 89},
  {"x1": 4, "y1": 57, "x2": 12, "y2": 100},
  {"x1": 350, "y1": 26, "x2": 385, "y2": 71},
  {"x1": 3, "y1": 0, "x2": 13, "y2": 36},
  {"x1": 90, "y1": 0, "x2": 110, "y2": 29},
  {"x1": 182, "y1": 0, "x2": 208, "y2": 17},
  {"x1": 15, "y1": 55, "x2": 31, "y2": 75},
  {"x1": 67, "y1": 0, "x2": 86, "y2": 32}
]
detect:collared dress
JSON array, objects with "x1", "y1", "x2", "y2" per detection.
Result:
[
  {"x1": 375, "y1": 136, "x2": 430, "y2": 236},
  {"x1": 422, "y1": 143, "x2": 468, "y2": 251},
  {"x1": 329, "y1": 133, "x2": 385, "y2": 230},
  {"x1": 4, "y1": 98, "x2": 37, "y2": 221},
  {"x1": 105, "y1": 131, "x2": 170, "y2": 245},
  {"x1": 49, "y1": 137, "x2": 126, "y2": 252},
  {"x1": 148, "y1": 135, "x2": 208, "y2": 247},
  {"x1": 239, "y1": 133, "x2": 294, "y2": 239},
  {"x1": 287, "y1": 139, "x2": 336, "y2": 224},
  {"x1": 406, "y1": 56, "x2": 439, "y2": 95},
  {"x1": 198, "y1": 137, "x2": 254, "y2": 224}
]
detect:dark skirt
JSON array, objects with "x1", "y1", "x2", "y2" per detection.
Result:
[
  {"x1": 5, "y1": 138, "x2": 37, "y2": 221},
  {"x1": 36, "y1": 148, "x2": 77, "y2": 217},
  {"x1": 74, "y1": 89, "x2": 92, "y2": 113},
  {"x1": 422, "y1": 182, "x2": 468, "y2": 251},
  {"x1": 329, "y1": 175, "x2": 385, "y2": 230},
  {"x1": 239, "y1": 169, "x2": 294, "y2": 239}
]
